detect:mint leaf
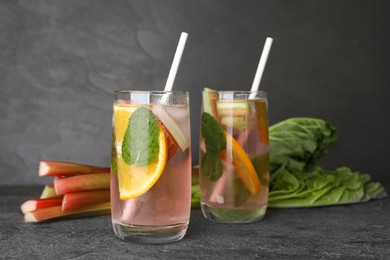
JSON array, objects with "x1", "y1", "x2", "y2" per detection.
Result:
[
  {"x1": 201, "y1": 112, "x2": 226, "y2": 152},
  {"x1": 122, "y1": 107, "x2": 159, "y2": 167},
  {"x1": 201, "y1": 151, "x2": 223, "y2": 181},
  {"x1": 200, "y1": 112, "x2": 226, "y2": 181}
]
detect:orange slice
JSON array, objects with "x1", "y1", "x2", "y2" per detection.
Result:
[
  {"x1": 117, "y1": 124, "x2": 167, "y2": 200},
  {"x1": 113, "y1": 103, "x2": 138, "y2": 143},
  {"x1": 223, "y1": 131, "x2": 261, "y2": 195}
]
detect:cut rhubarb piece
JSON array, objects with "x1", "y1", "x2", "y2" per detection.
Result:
[
  {"x1": 24, "y1": 202, "x2": 111, "y2": 223},
  {"x1": 208, "y1": 163, "x2": 236, "y2": 205},
  {"x1": 39, "y1": 161, "x2": 110, "y2": 177},
  {"x1": 21, "y1": 198, "x2": 63, "y2": 214},
  {"x1": 202, "y1": 88, "x2": 219, "y2": 119},
  {"x1": 216, "y1": 100, "x2": 250, "y2": 117},
  {"x1": 152, "y1": 106, "x2": 189, "y2": 152},
  {"x1": 166, "y1": 136, "x2": 179, "y2": 160},
  {"x1": 54, "y1": 173, "x2": 110, "y2": 195},
  {"x1": 62, "y1": 190, "x2": 110, "y2": 211},
  {"x1": 40, "y1": 184, "x2": 62, "y2": 199}
]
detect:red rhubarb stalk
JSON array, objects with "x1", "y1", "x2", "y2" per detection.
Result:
[
  {"x1": 153, "y1": 106, "x2": 189, "y2": 152},
  {"x1": 21, "y1": 198, "x2": 63, "y2": 214},
  {"x1": 24, "y1": 202, "x2": 111, "y2": 223},
  {"x1": 62, "y1": 190, "x2": 110, "y2": 211},
  {"x1": 166, "y1": 135, "x2": 179, "y2": 160},
  {"x1": 54, "y1": 173, "x2": 110, "y2": 195},
  {"x1": 39, "y1": 161, "x2": 109, "y2": 177}
]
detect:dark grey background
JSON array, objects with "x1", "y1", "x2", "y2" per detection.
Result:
[{"x1": 1, "y1": 0, "x2": 389, "y2": 184}]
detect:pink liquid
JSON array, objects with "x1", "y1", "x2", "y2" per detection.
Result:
[
  {"x1": 111, "y1": 148, "x2": 191, "y2": 226},
  {"x1": 111, "y1": 104, "x2": 191, "y2": 227},
  {"x1": 200, "y1": 99, "x2": 269, "y2": 212}
]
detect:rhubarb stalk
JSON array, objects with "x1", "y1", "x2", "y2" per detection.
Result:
[
  {"x1": 24, "y1": 202, "x2": 111, "y2": 223},
  {"x1": 62, "y1": 190, "x2": 110, "y2": 211},
  {"x1": 54, "y1": 173, "x2": 110, "y2": 195},
  {"x1": 21, "y1": 198, "x2": 63, "y2": 214},
  {"x1": 39, "y1": 161, "x2": 109, "y2": 177}
]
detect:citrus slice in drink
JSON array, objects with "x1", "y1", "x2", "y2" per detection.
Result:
[
  {"x1": 223, "y1": 131, "x2": 261, "y2": 195},
  {"x1": 117, "y1": 123, "x2": 167, "y2": 200},
  {"x1": 113, "y1": 103, "x2": 138, "y2": 143}
]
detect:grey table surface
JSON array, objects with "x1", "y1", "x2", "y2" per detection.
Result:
[{"x1": 1, "y1": 185, "x2": 389, "y2": 259}]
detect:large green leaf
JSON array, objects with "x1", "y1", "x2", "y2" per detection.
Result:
[
  {"x1": 269, "y1": 166, "x2": 387, "y2": 208},
  {"x1": 269, "y1": 118, "x2": 338, "y2": 173}
]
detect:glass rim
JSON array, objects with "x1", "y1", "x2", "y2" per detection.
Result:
[
  {"x1": 202, "y1": 90, "x2": 267, "y2": 95},
  {"x1": 115, "y1": 90, "x2": 189, "y2": 95}
]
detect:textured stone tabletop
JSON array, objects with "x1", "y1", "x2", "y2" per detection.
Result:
[{"x1": 1, "y1": 185, "x2": 389, "y2": 259}]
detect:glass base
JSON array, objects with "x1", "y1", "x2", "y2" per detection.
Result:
[
  {"x1": 112, "y1": 220, "x2": 188, "y2": 244},
  {"x1": 201, "y1": 202, "x2": 267, "y2": 223}
]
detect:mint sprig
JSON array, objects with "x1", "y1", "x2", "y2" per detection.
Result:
[
  {"x1": 122, "y1": 107, "x2": 159, "y2": 167},
  {"x1": 201, "y1": 112, "x2": 226, "y2": 181},
  {"x1": 201, "y1": 112, "x2": 226, "y2": 152},
  {"x1": 201, "y1": 151, "x2": 223, "y2": 181}
]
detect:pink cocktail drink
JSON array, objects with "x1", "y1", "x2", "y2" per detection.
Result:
[
  {"x1": 111, "y1": 91, "x2": 191, "y2": 243},
  {"x1": 111, "y1": 142, "x2": 191, "y2": 225},
  {"x1": 200, "y1": 90, "x2": 269, "y2": 223}
]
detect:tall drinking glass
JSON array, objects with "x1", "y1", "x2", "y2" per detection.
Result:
[
  {"x1": 111, "y1": 91, "x2": 191, "y2": 243},
  {"x1": 199, "y1": 89, "x2": 269, "y2": 223}
]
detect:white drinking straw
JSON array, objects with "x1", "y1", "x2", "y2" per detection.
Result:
[
  {"x1": 164, "y1": 32, "x2": 189, "y2": 91},
  {"x1": 249, "y1": 37, "x2": 273, "y2": 99}
]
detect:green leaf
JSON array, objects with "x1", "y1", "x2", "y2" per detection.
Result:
[
  {"x1": 201, "y1": 112, "x2": 226, "y2": 152},
  {"x1": 305, "y1": 172, "x2": 334, "y2": 191},
  {"x1": 339, "y1": 185, "x2": 365, "y2": 203},
  {"x1": 200, "y1": 112, "x2": 226, "y2": 182},
  {"x1": 269, "y1": 118, "x2": 338, "y2": 174},
  {"x1": 269, "y1": 166, "x2": 387, "y2": 208},
  {"x1": 363, "y1": 182, "x2": 387, "y2": 201},
  {"x1": 314, "y1": 186, "x2": 345, "y2": 205},
  {"x1": 201, "y1": 151, "x2": 223, "y2": 181},
  {"x1": 271, "y1": 169, "x2": 300, "y2": 192},
  {"x1": 269, "y1": 185, "x2": 334, "y2": 208},
  {"x1": 122, "y1": 107, "x2": 159, "y2": 167}
]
